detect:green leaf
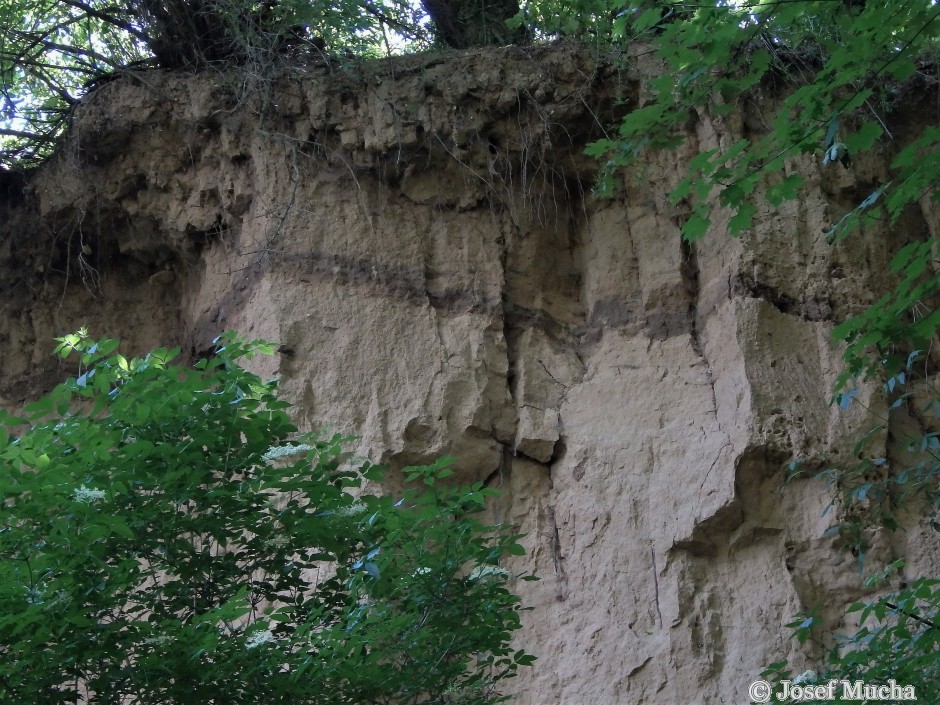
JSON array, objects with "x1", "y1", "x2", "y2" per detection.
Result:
[
  {"x1": 766, "y1": 175, "x2": 805, "y2": 206},
  {"x1": 681, "y1": 213, "x2": 710, "y2": 241},
  {"x1": 728, "y1": 202, "x2": 756, "y2": 236},
  {"x1": 843, "y1": 120, "x2": 883, "y2": 154},
  {"x1": 633, "y1": 8, "x2": 665, "y2": 34}
]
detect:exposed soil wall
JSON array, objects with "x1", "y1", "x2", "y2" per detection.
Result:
[{"x1": 2, "y1": 42, "x2": 937, "y2": 703}]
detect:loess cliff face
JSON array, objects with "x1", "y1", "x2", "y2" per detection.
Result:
[{"x1": 1, "y1": 42, "x2": 937, "y2": 703}]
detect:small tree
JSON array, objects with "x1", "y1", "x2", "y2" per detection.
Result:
[{"x1": 0, "y1": 330, "x2": 532, "y2": 704}]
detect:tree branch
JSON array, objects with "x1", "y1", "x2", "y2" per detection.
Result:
[
  {"x1": 0, "y1": 127, "x2": 45, "y2": 140},
  {"x1": 359, "y1": 0, "x2": 420, "y2": 38},
  {"x1": 56, "y1": 0, "x2": 151, "y2": 43},
  {"x1": 885, "y1": 602, "x2": 938, "y2": 630}
]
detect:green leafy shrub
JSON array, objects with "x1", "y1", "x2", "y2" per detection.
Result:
[
  {"x1": 0, "y1": 330, "x2": 532, "y2": 704},
  {"x1": 760, "y1": 565, "x2": 940, "y2": 704},
  {"x1": 764, "y1": 353, "x2": 940, "y2": 702}
]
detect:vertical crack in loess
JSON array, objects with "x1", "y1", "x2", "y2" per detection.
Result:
[
  {"x1": 681, "y1": 238, "x2": 732, "y2": 499},
  {"x1": 650, "y1": 543, "x2": 663, "y2": 628},
  {"x1": 547, "y1": 506, "x2": 568, "y2": 601},
  {"x1": 681, "y1": 238, "x2": 718, "y2": 418}
]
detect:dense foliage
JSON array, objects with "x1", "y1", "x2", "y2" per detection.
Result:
[{"x1": 0, "y1": 331, "x2": 532, "y2": 704}]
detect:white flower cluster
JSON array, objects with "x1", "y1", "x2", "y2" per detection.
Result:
[
  {"x1": 333, "y1": 502, "x2": 367, "y2": 517},
  {"x1": 793, "y1": 670, "x2": 818, "y2": 685},
  {"x1": 266, "y1": 535, "x2": 289, "y2": 550},
  {"x1": 72, "y1": 485, "x2": 106, "y2": 503},
  {"x1": 468, "y1": 565, "x2": 510, "y2": 582},
  {"x1": 261, "y1": 443, "x2": 314, "y2": 463},
  {"x1": 25, "y1": 588, "x2": 44, "y2": 605},
  {"x1": 143, "y1": 635, "x2": 172, "y2": 646},
  {"x1": 245, "y1": 629, "x2": 276, "y2": 649},
  {"x1": 37, "y1": 590, "x2": 70, "y2": 609}
]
